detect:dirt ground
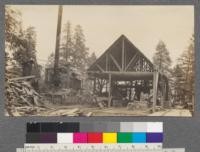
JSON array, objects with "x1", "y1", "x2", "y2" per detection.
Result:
[
  {"x1": 35, "y1": 104, "x2": 192, "y2": 117},
  {"x1": 148, "y1": 108, "x2": 192, "y2": 117}
]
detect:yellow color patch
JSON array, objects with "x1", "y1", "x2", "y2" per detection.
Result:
[{"x1": 103, "y1": 133, "x2": 117, "y2": 143}]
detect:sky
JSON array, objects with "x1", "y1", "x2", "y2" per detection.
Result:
[{"x1": 9, "y1": 5, "x2": 194, "y2": 66}]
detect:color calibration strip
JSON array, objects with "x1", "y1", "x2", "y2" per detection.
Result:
[
  {"x1": 26, "y1": 122, "x2": 163, "y2": 144},
  {"x1": 16, "y1": 122, "x2": 185, "y2": 152},
  {"x1": 26, "y1": 132, "x2": 163, "y2": 143}
]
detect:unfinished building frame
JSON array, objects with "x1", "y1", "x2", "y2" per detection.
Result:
[{"x1": 87, "y1": 35, "x2": 169, "y2": 112}]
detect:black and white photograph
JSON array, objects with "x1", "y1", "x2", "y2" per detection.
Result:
[{"x1": 5, "y1": 5, "x2": 194, "y2": 116}]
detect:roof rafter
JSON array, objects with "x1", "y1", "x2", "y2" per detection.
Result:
[
  {"x1": 96, "y1": 64, "x2": 105, "y2": 72},
  {"x1": 125, "y1": 53, "x2": 138, "y2": 71},
  {"x1": 110, "y1": 54, "x2": 122, "y2": 71}
]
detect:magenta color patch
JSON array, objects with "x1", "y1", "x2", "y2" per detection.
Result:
[{"x1": 73, "y1": 133, "x2": 87, "y2": 143}]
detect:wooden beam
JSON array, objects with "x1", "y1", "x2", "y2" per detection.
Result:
[
  {"x1": 108, "y1": 73, "x2": 112, "y2": 107},
  {"x1": 125, "y1": 53, "x2": 138, "y2": 71},
  {"x1": 152, "y1": 71, "x2": 159, "y2": 112},
  {"x1": 106, "y1": 54, "x2": 108, "y2": 71},
  {"x1": 10, "y1": 75, "x2": 35, "y2": 81},
  {"x1": 96, "y1": 64, "x2": 104, "y2": 72},
  {"x1": 110, "y1": 54, "x2": 122, "y2": 71},
  {"x1": 122, "y1": 36, "x2": 125, "y2": 71}
]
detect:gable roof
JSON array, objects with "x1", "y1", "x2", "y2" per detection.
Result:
[{"x1": 88, "y1": 35, "x2": 154, "y2": 73}]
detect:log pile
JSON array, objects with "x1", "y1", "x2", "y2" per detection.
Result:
[{"x1": 5, "y1": 79, "x2": 46, "y2": 116}]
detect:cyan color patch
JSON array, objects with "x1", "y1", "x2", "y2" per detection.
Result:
[{"x1": 132, "y1": 133, "x2": 146, "y2": 143}]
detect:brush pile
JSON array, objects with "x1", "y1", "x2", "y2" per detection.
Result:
[{"x1": 5, "y1": 78, "x2": 46, "y2": 116}]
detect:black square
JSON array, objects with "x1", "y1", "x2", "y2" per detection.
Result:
[
  {"x1": 26, "y1": 133, "x2": 40, "y2": 143},
  {"x1": 41, "y1": 122, "x2": 58, "y2": 132},
  {"x1": 27, "y1": 123, "x2": 41, "y2": 132},
  {"x1": 58, "y1": 122, "x2": 80, "y2": 132}
]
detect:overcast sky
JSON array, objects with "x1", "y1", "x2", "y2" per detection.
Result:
[{"x1": 9, "y1": 5, "x2": 194, "y2": 66}]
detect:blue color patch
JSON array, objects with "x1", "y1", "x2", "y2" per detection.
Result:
[
  {"x1": 132, "y1": 133, "x2": 146, "y2": 143},
  {"x1": 146, "y1": 133, "x2": 163, "y2": 143}
]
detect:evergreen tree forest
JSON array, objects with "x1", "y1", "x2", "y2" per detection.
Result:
[
  {"x1": 46, "y1": 21, "x2": 97, "y2": 71},
  {"x1": 152, "y1": 37, "x2": 194, "y2": 106},
  {"x1": 5, "y1": 6, "x2": 41, "y2": 79}
]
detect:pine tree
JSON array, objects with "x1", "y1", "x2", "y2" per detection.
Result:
[
  {"x1": 153, "y1": 41, "x2": 172, "y2": 76},
  {"x1": 5, "y1": 6, "x2": 23, "y2": 79},
  {"x1": 87, "y1": 52, "x2": 97, "y2": 67},
  {"x1": 5, "y1": 6, "x2": 22, "y2": 46},
  {"x1": 46, "y1": 52, "x2": 55, "y2": 68},
  {"x1": 72, "y1": 25, "x2": 89, "y2": 70},
  {"x1": 12, "y1": 26, "x2": 39, "y2": 76},
  {"x1": 61, "y1": 21, "x2": 73, "y2": 65},
  {"x1": 171, "y1": 65, "x2": 185, "y2": 104},
  {"x1": 178, "y1": 35, "x2": 194, "y2": 103}
]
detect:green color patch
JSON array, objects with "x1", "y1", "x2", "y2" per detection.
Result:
[{"x1": 117, "y1": 132, "x2": 132, "y2": 143}]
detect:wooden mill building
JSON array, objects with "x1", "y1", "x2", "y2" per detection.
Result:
[{"x1": 87, "y1": 35, "x2": 170, "y2": 112}]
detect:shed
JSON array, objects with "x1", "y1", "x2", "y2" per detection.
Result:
[{"x1": 87, "y1": 35, "x2": 169, "y2": 111}]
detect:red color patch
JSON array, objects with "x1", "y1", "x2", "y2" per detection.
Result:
[{"x1": 87, "y1": 132, "x2": 102, "y2": 143}]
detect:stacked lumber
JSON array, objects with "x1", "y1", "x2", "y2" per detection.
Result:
[
  {"x1": 127, "y1": 101, "x2": 149, "y2": 110},
  {"x1": 5, "y1": 79, "x2": 45, "y2": 116},
  {"x1": 44, "y1": 89, "x2": 97, "y2": 105}
]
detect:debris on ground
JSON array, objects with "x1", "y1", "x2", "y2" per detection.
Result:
[
  {"x1": 5, "y1": 78, "x2": 46, "y2": 116},
  {"x1": 96, "y1": 97, "x2": 108, "y2": 108},
  {"x1": 127, "y1": 101, "x2": 149, "y2": 110}
]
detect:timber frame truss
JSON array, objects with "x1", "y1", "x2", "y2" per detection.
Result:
[{"x1": 87, "y1": 35, "x2": 169, "y2": 112}]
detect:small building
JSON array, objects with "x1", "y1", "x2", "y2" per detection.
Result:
[
  {"x1": 87, "y1": 35, "x2": 169, "y2": 111},
  {"x1": 45, "y1": 65, "x2": 81, "y2": 90}
]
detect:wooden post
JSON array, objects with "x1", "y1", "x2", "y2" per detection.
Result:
[
  {"x1": 161, "y1": 82, "x2": 165, "y2": 108},
  {"x1": 192, "y1": 95, "x2": 194, "y2": 114},
  {"x1": 129, "y1": 81, "x2": 132, "y2": 101},
  {"x1": 67, "y1": 66, "x2": 71, "y2": 88},
  {"x1": 93, "y1": 78, "x2": 96, "y2": 94},
  {"x1": 106, "y1": 54, "x2": 108, "y2": 71},
  {"x1": 152, "y1": 71, "x2": 159, "y2": 112},
  {"x1": 106, "y1": 79, "x2": 108, "y2": 92},
  {"x1": 108, "y1": 74, "x2": 112, "y2": 107},
  {"x1": 122, "y1": 36, "x2": 125, "y2": 71}
]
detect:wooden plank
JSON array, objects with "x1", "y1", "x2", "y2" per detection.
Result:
[
  {"x1": 10, "y1": 75, "x2": 35, "y2": 81},
  {"x1": 110, "y1": 54, "x2": 122, "y2": 71},
  {"x1": 125, "y1": 53, "x2": 138, "y2": 71}
]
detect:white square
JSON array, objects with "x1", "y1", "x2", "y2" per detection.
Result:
[
  {"x1": 57, "y1": 133, "x2": 73, "y2": 143},
  {"x1": 132, "y1": 122, "x2": 147, "y2": 132},
  {"x1": 147, "y1": 122, "x2": 163, "y2": 132}
]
